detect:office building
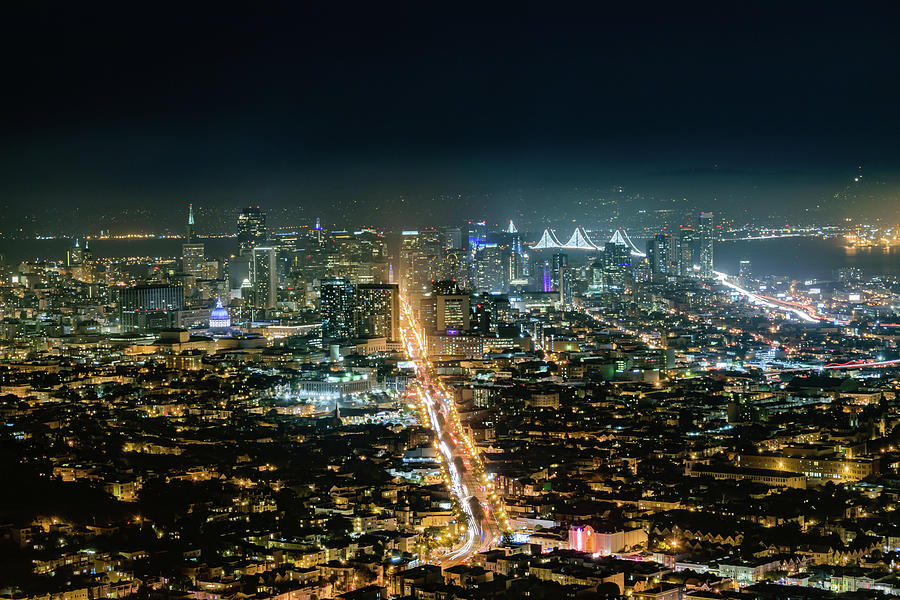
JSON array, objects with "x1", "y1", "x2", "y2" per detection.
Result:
[
  {"x1": 603, "y1": 242, "x2": 631, "y2": 293},
  {"x1": 433, "y1": 281, "x2": 470, "y2": 332},
  {"x1": 67, "y1": 239, "x2": 84, "y2": 267},
  {"x1": 679, "y1": 227, "x2": 696, "y2": 277},
  {"x1": 738, "y1": 259, "x2": 752, "y2": 284},
  {"x1": 320, "y1": 278, "x2": 356, "y2": 340},
  {"x1": 440, "y1": 225, "x2": 464, "y2": 251},
  {"x1": 249, "y1": 246, "x2": 278, "y2": 310},
  {"x1": 182, "y1": 204, "x2": 206, "y2": 276},
  {"x1": 182, "y1": 244, "x2": 206, "y2": 278},
  {"x1": 427, "y1": 332, "x2": 483, "y2": 360},
  {"x1": 473, "y1": 245, "x2": 506, "y2": 293},
  {"x1": 120, "y1": 284, "x2": 184, "y2": 332},
  {"x1": 355, "y1": 283, "x2": 400, "y2": 341},
  {"x1": 647, "y1": 233, "x2": 678, "y2": 282},
  {"x1": 238, "y1": 206, "x2": 267, "y2": 253},
  {"x1": 399, "y1": 230, "x2": 427, "y2": 298}
]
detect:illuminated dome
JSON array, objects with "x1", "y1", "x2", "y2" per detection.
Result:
[{"x1": 209, "y1": 298, "x2": 231, "y2": 329}]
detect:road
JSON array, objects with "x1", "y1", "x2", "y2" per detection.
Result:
[
  {"x1": 714, "y1": 270, "x2": 824, "y2": 323},
  {"x1": 399, "y1": 295, "x2": 503, "y2": 566}
]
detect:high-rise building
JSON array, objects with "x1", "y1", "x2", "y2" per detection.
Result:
[
  {"x1": 120, "y1": 284, "x2": 184, "y2": 331},
  {"x1": 466, "y1": 221, "x2": 487, "y2": 259},
  {"x1": 67, "y1": 238, "x2": 84, "y2": 267},
  {"x1": 440, "y1": 225, "x2": 464, "y2": 251},
  {"x1": 588, "y1": 259, "x2": 605, "y2": 293},
  {"x1": 473, "y1": 245, "x2": 506, "y2": 293},
  {"x1": 550, "y1": 252, "x2": 571, "y2": 305},
  {"x1": 603, "y1": 242, "x2": 631, "y2": 293},
  {"x1": 433, "y1": 281, "x2": 470, "y2": 333},
  {"x1": 182, "y1": 204, "x2": 206, "y2": 276},
  {"x1": 355, "y1": 283, "x2": 400, "y2": 341},
  {"x1": 507, "y1": 251, "x2": 524, "y2": 284},
  {"x1": 182, "y1": 243, "x2": 206, "y2": 277},
  {"x1": 186, "y1": 203, "x2": 197, "y2": 243},
  {"x1": 399, "y1": 230, "x2": 428, "y2": 298},
  {"x1": 320, "y1": 278, "x2": 356, "y2": 340},
  {"x1": 738, "y1": 259, "x2": 752, "y2": 284},
  {"x1": 647, "y1": 233, "x2": 678, "y2": 282},
  {"x1": 679, "y1": 227, "x2": 696, "y2": 277},
  {"x1": 249, "y1": 246, "x2": 277, "y2": 310},
  {"x1": 237, "y1": 206, "x2": 267, "y2": 253},
  {"x1": 541, "y1": 261, "x2": 553, "y2": 292},
  {"x1": 551, "y1": 252, "x2": 568, "y2": 289},
  {"x1": 698, "y1": 211, "x2": 715, "y2": 278}
]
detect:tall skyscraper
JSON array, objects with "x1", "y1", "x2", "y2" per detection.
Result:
[
  {"x1": 603, "y1": 242, "x2": 631, "y2": 293},
  {"x1": 647, "y1": 233, "x2": 678, "y2": 282},
  {"x1": 473, "y1": 245, "x2": 506, "y2": 293},
  {"x1": 181, "y1": 204, "x2": 205, "y2": 277},
  {"x1": 399, "y1": 230, "x2": 427, "y2": 298},
  {"x1": 551, "y1": 252, "x2": 568, "y2": 291},
  {"x1": 355, "y1": 283, "x2": 400, "y2": 341},
  {"x1": 588, "y1": 259, "x2": 605, "y2": 293},
  {"x1": 249, "y1": 246, "x2": 277, "y2": 310},
  {"x1": 182, "y1": 244, "x2": 206, "y2": 277},
  {"x1": 237, "y1": 206, "x2": 267, "y2": 253},
  {"x1": 679, "y1": 227, "x2": 696, "y2": 277},
  {"x1": 507, "y1": 251, "x2": 524, "y2": 284},
  {"x1": 186, "y1": 203, "x2": 197, "y2": 243},
  {"x1": 698, "y1": 211, "x2": 715, "y2": 278},
  {"x1": 320, "y1": 278, "x2": 356, "y2": 340},
  {"x1": 67, "y1": 238, "x2": 84, "y2": 267}
]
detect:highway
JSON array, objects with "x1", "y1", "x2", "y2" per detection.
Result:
[
  {"x1": 399, "y1": 295, "x2": 505, "y2": 566},
  {"x1": 714, "y1": 270, "x2": 824, "y2": 323}
]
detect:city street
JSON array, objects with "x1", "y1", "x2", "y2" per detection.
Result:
[{"x1": 399, "y1": 295, "x2": 504, "y2": 566}]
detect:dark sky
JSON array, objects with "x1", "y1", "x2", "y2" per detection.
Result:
[{"x1": 2, "y1": 2, "x2": 900, "y2": 223}]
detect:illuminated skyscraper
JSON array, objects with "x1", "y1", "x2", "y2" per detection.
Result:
[
  {"x1": 355, "y1": 283, "x2": 400, "y2": 341},
  {"x1": 186, "y1": 203, "x2": 197, "y2": 242},
  {"x1": 542, "y1": 261, "x2": 552, "y2": 292},
  {"x1": 182, "y1": 204, "x2": 205, "y2": 275},
  {"x1": 249, "y1": 246, "x2": 277, "y2": 310},
  {"x1": 435, "y1": 292, "x2": 470, "y2": 333},
  {"x1": 647, "y1": 233, "x2": 678, "y2": 282},
  {"x1": 320, "y1": 278, "x2": 356, "y2": 340},
  {"x1": 237, "y1": 206, "x2": 267, "y2": 253},
  {"x1": 67, "y1": 238, "x2": 84, "y2": 267},
  {"x1": 698, "y1": 211, "x2": 715, "y2": 278},
  {"x1": 399, "y1": 230, "x2": 427, "y2": 297},
  {"x1": 603, "y1": 242, "x2": 631, "y2": 293},
  {"x1": 679, "y1": 227, "x2": 696, "y2": 277},
  {"x1": 473, "y1": 245, "x2": 506, "y2": 293}
]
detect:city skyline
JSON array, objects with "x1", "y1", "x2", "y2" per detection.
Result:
[{"x1": 4, "y1": 5, "x2": 900, "y2": 600}]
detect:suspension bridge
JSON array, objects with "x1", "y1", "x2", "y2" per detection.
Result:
[{"x1": 532, "y1": 226, "x2": 646, "y2": 257}]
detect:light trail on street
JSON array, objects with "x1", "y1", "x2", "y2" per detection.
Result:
[
  {"x1": 398, "y1": 294, "x2": 505, "y2": 566},
  {"x1": 714, "y1": 270, "x2": 823, "y2": 323}
]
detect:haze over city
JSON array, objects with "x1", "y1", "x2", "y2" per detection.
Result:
[
  {"x1": 3, "y1": 4, "x2": 900, "y2": 600},
  {"x1": 2, "y1": 3, "x2": 900, "y2": 228}
]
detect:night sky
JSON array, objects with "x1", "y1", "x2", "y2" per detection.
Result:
[{"x1": 2, "y1": 3, "x2": 900, "y2": 223}]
